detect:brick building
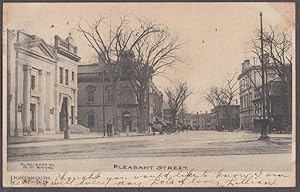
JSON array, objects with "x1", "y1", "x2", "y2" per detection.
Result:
[
  {"x1": 77, "y1": 57, "x2": 163, "y2": 133},
  {"x1": 211, "y1": 105, "x2": 240, "y2": 130}
]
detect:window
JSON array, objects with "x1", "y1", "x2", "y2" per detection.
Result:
[
  {"x1": 59, "y1": 67, "x2": 63, "y2": 84},
  {"x1": 65, "y1": 69, "x2": 69, "y2": 85},
  {"x1": 240, "y1": 97, "x2": 243, "y2": 109},
  {"x1": 88, "y1": 90, "x2": 95, "y2": 103},
  {"x1": 88, "y1": 113, "x2": 95, "y2": 128},
  {"x1": 31, "y1": 75, "x2": 35, "y2": 89},
  {"x1": 106, "y1": 86, "x2": 113, "y2": 102},
  {"x1": 120, "y1": 85, "x2": 133, "y2": 104},
  {"x1": 87, "y1": 86, "x2": 96, "y2": 103},
  {"x1": 72, "y1": 71, "x2": 74, "y2": 81}
]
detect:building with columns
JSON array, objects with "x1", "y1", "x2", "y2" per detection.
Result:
[{"x1": 6, "y1": 29, "x2": 81, "y2": 136}]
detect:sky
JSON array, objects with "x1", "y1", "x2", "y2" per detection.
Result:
[{"x1": 3, "y1": 2, "x2": 295, "y2": 113}]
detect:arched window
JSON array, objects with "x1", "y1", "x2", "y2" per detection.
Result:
[
  {"x1": 86, "y1": 86, "x2": 96, "y2": 103},
  {"x1": 87, "y1": 113, "x2": 95, "y2": 128}
]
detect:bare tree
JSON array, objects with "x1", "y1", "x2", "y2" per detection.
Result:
[
  {"x1": 247, "y1": 25, "x2": 292, "y2": 84},
  {"x1": 205, "y1": 86, "x2": 226, "y2": 129},
  {"x1": 165, "y1": 81, "x2": 193, "y2": 129},
  {"x1": 222, "y1": 73, "x2": 239, "y2": 130},
  {"x1": 78, "y1": 17, "x2": 161, "y2": 131},
  {"x1": 205, "y1": 73, "x2": 238, "y2": 130},
  {"x1": 263, "y1": 26, "x2": 292, "y2": 81},
  {"x1": 245, "y1": 25, "x2": 293, "y2": 122},
  {"x1": 128, "y1": 28, "x2": 182, "y2": 132}
]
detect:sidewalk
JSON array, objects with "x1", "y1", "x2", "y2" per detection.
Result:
[
  {"x1": 7, "y1": 130, "x2": 291, "y2": 149},
  {"x1": 8, "y1": 131, "x2": 146, "y2": 145}
]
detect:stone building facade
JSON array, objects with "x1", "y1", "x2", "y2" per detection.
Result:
[
  {"x1": 77, "y1": 60, "x2": 163, "y2": 133},
  {"x1": 237, "y1": 59, "x2": 279, "y2": 130},
  {"x1": 6, "y1": 29, "x2": 80, "y2": 136}
]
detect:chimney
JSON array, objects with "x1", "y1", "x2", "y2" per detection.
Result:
[
  {"x1": 244, "y1": 59, "x2": 250, "y2": 65},
  {"x1": 242, "y1": 59, "x2": 250, "y2": 71}
]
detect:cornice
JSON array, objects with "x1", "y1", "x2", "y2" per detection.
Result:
[
  {"x1": 16, "y1": 46, "x2": 57, "y2": 64},
  {"x1": 57, "y1": 47, "x2": 81, "y2": 62}
]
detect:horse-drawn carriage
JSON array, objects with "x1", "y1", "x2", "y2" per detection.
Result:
[{"x1": 150, "y1": 118, "x2": 176, "y2": 134}]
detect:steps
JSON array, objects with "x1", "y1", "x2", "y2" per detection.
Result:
[{"x1": 69, "y1": 124, "x2": 90, "y2": 134}]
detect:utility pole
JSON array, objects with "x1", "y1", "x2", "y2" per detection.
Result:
[
  {"x1": 102, "y1": 72, "x2": 106, "y2": 137},
  {"x1": 259, "y1": 12, "x2": 269, "y2": 140},
  {"x1": 109, "y1": 9, "x2": 112, "y2": 43}
]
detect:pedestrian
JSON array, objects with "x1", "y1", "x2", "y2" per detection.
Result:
[
  {"x1": 107, "y1": 120, "x2": 113, "y2": 137},
  {"x1": 110, "y1": 125, "x2": 115, "y2": 136}
]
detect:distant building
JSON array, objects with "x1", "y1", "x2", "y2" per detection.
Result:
[
  {"x1": 148, "y1": 81, "x2": 163, "y2": 121},
  {"x1": 183, "y1": 113, "x2": 193, "y2": 127},
  {"x1": 77, "y1": 57, "x2": 163, "y2": 133},
  {"x1": 211, "y1": 105, "x2": 240, "y2": 130},
  {"x1": 162, "y1": 102, "x2": 172, "y2": 122},
  {"x1": 6, "y1": 30, "x2": 80, "y2": 136},
  {"x1": 183, "y1": 111, "x2": 213, "y2": 130}
]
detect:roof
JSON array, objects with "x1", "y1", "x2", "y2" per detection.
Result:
[
  {"x1": 15, "y1": 30, "x2": 57, "y2": 63},
  {"x1": 78, "y1": 63, "x2": 105, "y2": 73},
  {"x1": 14, "y1": 30, "x2": 81, "y2": 63}
]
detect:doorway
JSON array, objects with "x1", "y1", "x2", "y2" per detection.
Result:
[
  {"x1": 88, "y1": 113, "x2": 95, "y2": 128},
  {"x1": 122, "y1": 112, "x2": 132, "y2": 132},
  {"x1": 30, "y1": 104, "x2": 36, "y2": 132},
  {"x1": 59, "y1": 97, "x2": 68, "y2": 132}
]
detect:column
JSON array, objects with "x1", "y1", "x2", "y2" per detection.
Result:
[
  {"x1": 38, "y1": 70, "x2": 46, "y2": 133},
  {"x1": 49, "y1": 72, "x2": 55, "y2": 131},
  {"x1": 44, "y1": 72, "x2": 50, "y2": 131},
  {"x1": 7, "y1": 30, "x2": 16, "y2": 136},
  {"x1": 22, "y1": 65, "x2": 31, "y2": 133},
  {"x1": 56, "y1": 92, "x2": 61, "y2": 133},
  {"x1": 74, "y1": 89, "x2": 78, "y2": 124}
]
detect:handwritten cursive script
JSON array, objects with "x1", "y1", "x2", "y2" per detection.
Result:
[{"x1": 9, "y1": 169, "x2": 290, "y2": 187}]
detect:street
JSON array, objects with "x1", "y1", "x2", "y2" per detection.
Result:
[{"x1": 7, "y1": 130, "x2": 292, "y2": 172}]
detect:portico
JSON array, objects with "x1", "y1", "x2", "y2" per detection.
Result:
[{"x1": 7, "y1": 29, "x2": 80, "y2": 136}]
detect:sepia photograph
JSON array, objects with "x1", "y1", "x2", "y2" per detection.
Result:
[{"x1": 2, "y1": 2, "x2": 296, "y2": 187}]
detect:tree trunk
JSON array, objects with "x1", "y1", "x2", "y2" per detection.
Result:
[
  {"x1": 171, "y1": 111, "x2": 176, "y2": 130},
  {"x1": 112, "y1": 81, "x2": 120, "y2": 134},
  {"x1": 138, "y1": 91, "x2": 147, "y2": 133},
  {"x1": 216, "y1": 109, "x2": 220, "y2": 131},
  {"x1": 146, "y1": 82, "x2": 150, "y2": 128}
]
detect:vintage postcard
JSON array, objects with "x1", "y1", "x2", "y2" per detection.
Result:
[{"x1": 2, "y1": 2, "x2": 296, "y2": 187}]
